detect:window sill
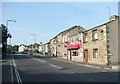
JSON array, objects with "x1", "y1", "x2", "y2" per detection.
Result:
[
  {"x1": 83, "y1": 41, "x2": 88, "y2": 43},
  {"x1": 93, "y1": 57, "x2": 99, "y2": 58},
  {"x1": 92, "y1": 39, "x2": 98, "y2": 41}
]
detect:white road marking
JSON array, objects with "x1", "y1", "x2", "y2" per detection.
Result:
[
  {"x1": 49, "y1": 64, "x2": 63, "y2": 69},
  {"x1": 52, "y1": 58, "x2": 73, "y2": 64},
  {"x1": 33, "y1": 58, "x2": 37, "y2": 60},
  {"x1": 52, "y1": 58, "x2": 101, "y2": 69},
  {"x1": 40, "y1": 60, "x2": 47, "y2": 63},
  {"x1": 101, "y1": 70, "x2": 107, "y2": 72},
  {"x1": 67, "y1": 62, "x2": 72, "y2": 63},
  {"x1": 77, "y1": 64, "x2": 83, "y2": 66},
  {"x1": 77, "y1": 64, "x2": 100, "y2": 69},
  {"x1": 13, "y1": 59, "x2": 22, "y2": 84},
  {"x1": 32, "y1": 57, "x2": 47, "y2": 63},
  {"x1": 52, "y1": 58, "x2": 57, "y2": 60},
  {"x1": 37, "y1": 59, "x2": 40, "y2": 61},
  {"x1": 70, "y1": 72, "x2": 74, "y2": 74},
  {"x1": 10, "y1": 59, "x2": 14, "y2": 83}
]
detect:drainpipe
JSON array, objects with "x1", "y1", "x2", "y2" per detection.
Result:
[
  {"x1": 80, "y1": 32, "x2": 84, "y2": 63},
  {"x1": 106, "y1": 26, "x2": 112, "y2": 69},
  {"x1": 106, "y1": 7, "x2": 112, "y2": 69},
  {"x1": 107, "y1": 53, "x2": 112, "y2": 69},
  {"x1": 56, "y1": 44, "x2": 57, "y2": 57}
]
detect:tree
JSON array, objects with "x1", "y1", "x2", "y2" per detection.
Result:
[
  {"x1": 1, "y1": 24, "x2": 12, "y2": 57},
  {"x1": 11, "y1": 45, "x2": 19, "y2": 51},
  {"x1": 34, "y1": 49, "x2": 39, "y2": 53},
  {"x1": 1, "y1": 24, "x2": 8, "y2": 57}
]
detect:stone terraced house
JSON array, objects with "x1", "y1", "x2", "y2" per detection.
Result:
[
  {"x1": 44, "y1": 15, "x2": 120, "y2": 66},
  {"x1": 83, "y1": 15, "x2": 119, "y2": 65}
]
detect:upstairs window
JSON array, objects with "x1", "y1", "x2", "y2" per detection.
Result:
[
  {"x1": 92, "y1": 29, "x2": 98, "y2": 41},
  {"x1": 83, "y1": 33, "x2": 88, "y2": 43},
  {"x1": 62, "y1": 36, "x2": 64, "y2": 43},
  {"x1": 93, "y1": 48, "x2": 99, "y2": 58},
  {"x1": 64, "y1": 35, "x2": 67, "y2": 42}
]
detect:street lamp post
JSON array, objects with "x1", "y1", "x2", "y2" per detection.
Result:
[
  {"x1": 31, "y1": 33, "x2": 36, "y2": 44},
  {"x1": 6, "y1": 20, "x2": 16, "y2": 47},
  {"x1": 107, "y1": 7, "x2": 110, "y2": 20},
  {"x1": 31, "y1": 33, "x2": 36, "y2": 52},
  {"x1": 6, "y1": 20, "x2": 16, "y2": 30}
]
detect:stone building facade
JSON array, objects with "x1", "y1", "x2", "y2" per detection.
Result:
[
  {"x1": 49, "y1": 37, "x2": 57, "y2": 57},
  {"x1": 49, "y1": 25, "x2": 85, "y2": 62},
  {"x1": 83, "y1": 15, "x2": 119, "y2": 65},
  {"x1": 56, "y1": 33, "x2": 65, "y2": 58},
  {"x1": 83, "y1": 25, "x2": 108, "y2": 65},
  {"x1": 66, "y1": 26, "x2": 85, "y2": 62},
  {"x1": 44, "y1": 15, "x2": 120, "y2": 65},
  {"x1": 42, "y1": 42, "x2": 50, "y2": 56},
  {"x1": 50, "y1": 26, "x2": 85, "y2": 60}
]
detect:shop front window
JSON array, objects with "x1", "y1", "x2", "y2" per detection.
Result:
[{"x1": 72, "y1": 51, "x2": 78, "y2": 56}]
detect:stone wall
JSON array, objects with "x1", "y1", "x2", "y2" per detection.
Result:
[{"x1": 83, "y1": 25, "x2": 108, "y2": 65}]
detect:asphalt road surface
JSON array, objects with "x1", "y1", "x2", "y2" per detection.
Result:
[{"x1": 2, "y1": 53, "x2": 120, "y2": 83}]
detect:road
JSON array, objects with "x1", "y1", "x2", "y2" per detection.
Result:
[{"x1": 2, "y1": 53, "x2": 120, "y2": 83}]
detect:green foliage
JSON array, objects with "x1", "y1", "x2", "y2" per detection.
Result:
[
  {"x1": 34, "y1": 49, "x2": 39, "y2": 53},
  {"x1": 1, "y1": 24, "x2": 12, "y2": 57},
  {"x1": 11, "y1": 45, "x2": 19, "y2": 51}
]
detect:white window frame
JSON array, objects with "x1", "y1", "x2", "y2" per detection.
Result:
[{"x1": 93, "y1": 49, "x2": 99, "y2": 58}]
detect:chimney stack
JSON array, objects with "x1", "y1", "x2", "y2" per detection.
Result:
[{"x1": 109, "y1": 15, "x2": 118, "y2": 21}]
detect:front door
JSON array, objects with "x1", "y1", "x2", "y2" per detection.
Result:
[{"x1": 84, "y1": 50, "x2": 88, "y2": 63}]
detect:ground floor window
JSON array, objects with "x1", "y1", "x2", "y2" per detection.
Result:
[
  {"x1": 72, "y1": 50, "x2": 78, "y2": 56},
  {"x1": 93, "y1": 48, "x2": 99, "y2": 58}
]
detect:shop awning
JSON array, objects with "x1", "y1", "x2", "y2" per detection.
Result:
[{"x1": 67, "y1": 43, "x2": 82, "y2": 50}]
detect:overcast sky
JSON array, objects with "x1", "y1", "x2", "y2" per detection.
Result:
[{"x1": 2, "y1": 2, "x2": 118, "y2": 45}]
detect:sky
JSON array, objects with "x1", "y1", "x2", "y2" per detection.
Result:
[{"x1": 1, "y1": 1, "x2": 119, "y2": 46}]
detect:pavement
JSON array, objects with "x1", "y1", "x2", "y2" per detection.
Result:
[
  {"x1": 2, "y1": 56, "x2": 13, "y2": 83},
  {"x1": 52, "y1": 57, "x2": 120, "y2": 71},
  {"x1": 33, "y1": 54, "x2": 120, "y2": 71}
]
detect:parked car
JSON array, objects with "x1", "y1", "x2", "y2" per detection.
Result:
[
  {"x1": 11, "y1": 51, "x2": 16, "y2": 54},
  {"x1": 21, "y1": 51, "x2": 27, "y2": 54},
  {"x1": 27, "y1": 51, "x2": 32, "y2": 55}
]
